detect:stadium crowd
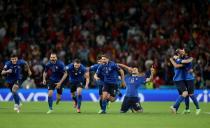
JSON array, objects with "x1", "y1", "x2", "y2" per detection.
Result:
[{"x1": 0, "y1": 0, "x2": 210, "y2": 89}]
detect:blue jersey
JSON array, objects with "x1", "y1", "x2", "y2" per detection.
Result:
[
  {"x1": 125, "y1": 75, "x2": 146, "y2": 97},
  {"x1": 183, "y1": 59, "x2": 194, "y2": 80},
  {"x1": 90, "y1": 64, "x2": 100, "y2": 72},
  {"x1": 44, "y1": 60, "x2": 65, "y2": 83},
  {"x1": 96, "y1": 61, "x2": 120, "y2": 85},
  {"x1": 3, "y1": 59, "x2": 27, "y2": 84},
  {"x1": 90, "y1": 63, "x2": 104, "y2": 86},
  {"x1": 66, "y1": 63, "x2": 87, "y2": 84},
  {"x1": 173, "y1": 59, "x2": 185, "y2": 81}
]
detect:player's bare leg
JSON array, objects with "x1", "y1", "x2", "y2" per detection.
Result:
[
  {"x1": 107, "y1": 95, "x2": 116, "y2": 109},
  {"x1": 71, "y1": 92, "x2": 77, "y2": 108},
  {"x1": 56, "y1": 93, "x2": 61, "y2": 105}
]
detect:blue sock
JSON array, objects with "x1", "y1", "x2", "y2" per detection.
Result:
[
  {"x1": 173, "y1": 96, "x2": 185, "y2": 111},
  {"x1": 77, "y1": 95, "x2": 82, "y2": 109},
  {"x1": 48, "y1": 96, "x2": 53, "y2": 110},
  {"x1": 190, "y1": 95, "x2": 200, "y2": 109},
  {"x1": 13, "y1": 92, "x2": 20, "y2": 105},
  {"x1": 99, "y1": 99, "x2": 102, "y2": 110},
  {"x1": 102, "y1": 100, "x2": 107, "y2": 112},
  {"x1": 185, "y1": 96, "x2": 189, "y2": 110}
]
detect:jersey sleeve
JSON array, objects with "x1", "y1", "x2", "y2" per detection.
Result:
[
  {"x1": 19, "y1": 59, "x2": 27, "y2": 65},
  {"x1": 59, "y1": 61, "x2": 65, "y2": 73},
  {"x1": 65, "y1": 64, "x2": 70, "y2": 73},
  {"x1": 176, "y1": 59, "x2": 182, "y2": 64},
  {"x1": 113, "y1": 63, "x2": 121, "y2": 71},
  {"x1": 96, "y1": 65, "x2": 102, "y2": 75},
  {"x1": 44, "y1": 63, "x2": 50, "y2": 72},
  {"x1": 90, "y1": 65, "x2": 96, "y2": 72},
  {"x1": 81, "y1": 65, "x2": 87, "y2": 73},
  {"x1": 3, "y1": 61, "x2": 10, "y2": 70}
]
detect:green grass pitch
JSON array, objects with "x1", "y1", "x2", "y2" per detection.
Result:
[{"x1": 0, "y1": 102, "x2": 209, "y2": 128}]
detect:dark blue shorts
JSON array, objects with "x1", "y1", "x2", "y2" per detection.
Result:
[
  {"x1": 69, "y1": 82, "x2": 84, "y2": 93},
  {"x1": 103, "y1": 83, "x2": 117, "y2": 97},
  {"x1": 95, "y1": 80, "x2": 104, "y2": 95},
  {"x1": 120, "y1": 96, "x2": 142, "y2": 113},
  {"x1": 174, "y1": 80, "x2": 187, "y2": 95},
  {"x1": 5, "y1": 80, "x2": 20, "y2": 91},
  {"x1": 185, "y1": 80, "x2": 195, "y2": 94},
  {"x1": 47, "y1": 80, "x2": 63, "y2": 94}
]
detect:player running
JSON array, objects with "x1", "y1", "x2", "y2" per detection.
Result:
[
  {"x1": 94, "y1": 54, "x2": 125, "y2": 114},
  {"x1": 86, "y1": 55, "x2": 104, "y2": 112},
  {"x1": 42, "y1": 53, "x2": 66, "y2": 114},
  {"x1": 118, "y1": 63, "x2": 155, "y2": 113},
  {"x1": 58, "y1": 59, "x2": 90, "y2": 113},
  {"x1": 1, "y1": 53, "x2": 32, "y2": 113}
]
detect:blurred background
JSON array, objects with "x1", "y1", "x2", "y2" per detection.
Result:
[{"x1": 0, "y1": 0, "x2": 210, "y2": 89}]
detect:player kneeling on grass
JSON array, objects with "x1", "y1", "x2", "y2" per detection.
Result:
[
  {"x1": 118, "y1": 64, "x2": 155, "y2": 113},
  {"x1": 42, "y1": 53, "x2": 66, "y2": 114}
]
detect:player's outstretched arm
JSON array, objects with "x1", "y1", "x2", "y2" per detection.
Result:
[
  {"x1": 119, "y1": 68, "x2": 126, "y2": 87},
  {"x1": 117, "y1": 63, "x2": 133, "y2": 73},
  {"x1": 169, "y1": 58, "x2": 183, "y2": 68},
  {"x1": 25, "y1": 62, "x2": 32, "y2": 76},
  {"x1": 42, "y1": 71, "x2": 47, "y2": 85},
  {"x1": 181, "y1": 57, "x2": 193, "y2": 64},
  {"x1": 1, "y1": 69, "x2": 12, "y2": 75},
  {"x1": 84, "y1": 71, "x2": 90, "y2": 89}
]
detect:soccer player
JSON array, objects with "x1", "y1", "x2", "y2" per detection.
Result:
[
  {"x1": 1, "y1": 53, "x2": 32, "y2": 113},
  {"x1": 94, "y1": 54, "x2": 125, "y2": 114},
  {"x1": 169, "y1": 49, "x2": 193, "y2": 114},
  {"x1": 86, "y1": 56, "x2": 104, "y2": 112},
  {"x1": 42, "y1": 53, "x2": 66, "y2": 114},
  {"x1": 170, "y1": 49, "x2": 201, "y2": 115},
  {"x1": 59, "y1": 59, "x2": 90, "y2": 113},
  {"x1": 118, "y1": 63, "x2": 155, "y2": 113}
]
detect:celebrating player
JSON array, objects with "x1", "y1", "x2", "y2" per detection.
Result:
[
  {"x1": 87, "y1": 55, "x2": 105, "y2": 113},
  {"x1": 59, "y1": 59, "x2": 90, "y2": 113},
  {"x1": 42, "y1": 53, "x2": 66, "y2": 114},
  {"x1": 118, "y1": 63, "x2": 155, "y2": 113},
  {"x1": 170, "y1": 49, "x2": 201, "y2": 115},
  {"x1": 1, "y1": 53, "x2": 32, "y2": 113},
  {"x1": 94, "y1": 54, "x2": 125, "y2": 114}
]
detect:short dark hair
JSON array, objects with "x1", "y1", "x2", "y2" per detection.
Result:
[
  {"x1": 101, "y1": 54, "x2": 110, "y2": 59},
  {"x1": 50, "y1": 52, "x2": 57, "y2": 55},
  {"x1": 96, "y1": 55, "x2": 102, "y2": 60},
  {"x1": 10, "y1": 53, "x2": 18, "y2": 58},
  {"x1": 74, "y1": 58, "x2": 81, "y2": 63}
]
